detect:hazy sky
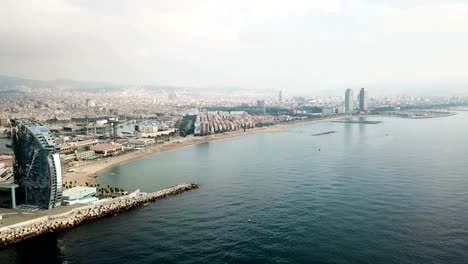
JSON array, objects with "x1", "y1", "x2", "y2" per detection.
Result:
[{"x1": 1, "y1": 0, "x2": 467, "y2": 93}]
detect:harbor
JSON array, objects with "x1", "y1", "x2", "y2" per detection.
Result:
[{"x1": 0, "y1": 183, "x2": 199, "y2": 248}]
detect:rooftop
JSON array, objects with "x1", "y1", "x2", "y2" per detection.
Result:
[
  {"x1": 13, "y1": 119, "x2": 57, "y2": 150},
  {"x1": 91, "y1": 143, "x2": 123, "y2": 152},
  {"x1": 63, "y1": 186, "x2": 96, "y2": 200}
]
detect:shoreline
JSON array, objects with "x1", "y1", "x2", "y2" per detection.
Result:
[
  {"x1": 63, "y1": 116, "x2": 345, "y2": 185},
  {"x1": 0, "y1": 183, "x2": 199, "y2": 247}
]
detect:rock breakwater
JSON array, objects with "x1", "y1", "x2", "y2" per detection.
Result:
[{"x1": 0, "y1": 183, "x2": 198, "y2": 248}]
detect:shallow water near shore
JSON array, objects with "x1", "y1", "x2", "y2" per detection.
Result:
[{"x1": 2, "y1": 113, "x2": 468, "y2": 263}]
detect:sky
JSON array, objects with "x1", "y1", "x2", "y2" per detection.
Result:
[{"x1": 0, "y1": 0, "x2": 468, "y2": 94}]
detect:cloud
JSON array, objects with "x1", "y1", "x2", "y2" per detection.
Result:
[
  {"x1": 381, "y1": 7, "x2": 401, "y2": 17},
  {"x1": 0, "y1": 0, "x2": 467, "y2": 91},
  {"x1": 376, "y1": 3, "x2": 468, "y2": 33},
  {"x1": 446, "y1": 3, "x2": 468, "y2": 21}
]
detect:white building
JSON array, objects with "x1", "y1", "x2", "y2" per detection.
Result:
[
  {"x1": 62, "y1": 186, "x2": 98, "y2": 205},
  {"x1": 139, "y1": 128, "x2": 175, "y2": 138},
  {"x1": 140, "y1": 126, "x2": 158, "y2": 133},
  {"x1": 127, "y1": 138, "x2": 156, "y2": 149},
  {"x1": 322, "y1": 108, "x2": 335, "y2": 116}
]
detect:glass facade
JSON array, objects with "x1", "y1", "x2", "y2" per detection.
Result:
[
  {"x1": 345, "y1": 88, "x2": 354, "y2": 114},
  {"x1": 11, "y1": 119, "x2": 63, "y2": 209}
]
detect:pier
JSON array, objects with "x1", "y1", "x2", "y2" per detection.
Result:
[
  {"x1": 332, "y1": 120, "x2": 382, "y2": 124},
  {"x1": 311, "y1": 131, "x2": 337, "y2": 136},
  {"x1": 0, "y1": 183, "x2": 199, "y2": 248}
]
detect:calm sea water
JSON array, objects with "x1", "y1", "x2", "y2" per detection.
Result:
[{"x1": 2, "y1": 113, "x2": 468, "y2": 264}]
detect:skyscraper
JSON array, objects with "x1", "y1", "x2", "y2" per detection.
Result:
[
  {"x1": 11, "y1": 119, "x2": 63, "y2": 209},
  {"x1": 345, "y1": 88, "x2": 354, "y2": 114},
  {"x1": 279, "y1": 90, "x2": 283, "y2": 102},
  {"x1": 359, "y1": 88, "x2": 368, "y2": 111},
  {"x1": 257, "y1": 100, "x2": 266, "y2": 114}
]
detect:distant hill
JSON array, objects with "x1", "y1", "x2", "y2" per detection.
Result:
[
  {"x1": 0, "y1": 75, "x2": 273, "y2": 94},
  {"x1": 0, "y1": 75, "x2": 130, "y2": 92}
]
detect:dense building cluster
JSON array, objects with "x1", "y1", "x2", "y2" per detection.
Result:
[
  {"x1": 1, "y1": 80, "x2": 467, "y2": 127},
  {"x1": 1, "y1": 79, "x2": 468, "y2": 212},
  {"x1": 194, "y1": 112, "x2": 280, "y2": 136}
]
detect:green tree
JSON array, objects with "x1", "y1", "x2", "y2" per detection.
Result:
[{"x1": 176, "y1": 115, "x2": 197, "y2": 137}]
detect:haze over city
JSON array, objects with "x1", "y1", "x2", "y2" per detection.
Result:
[
  {"x1": 1, "y1": 0, "x2": 468, "y2": 94},
  {"x1": 1, "y1": 1, "x2": 468, "y2": 264}
]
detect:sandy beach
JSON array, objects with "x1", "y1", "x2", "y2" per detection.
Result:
[{"x1": 63, "y1": 116, "x2": 345, "y2": 186}]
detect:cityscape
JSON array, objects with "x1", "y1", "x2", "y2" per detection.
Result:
[
  {"x1": 1, "y1": 79, "x2": 467, "y2": 256},
  {"x1": 0, "y1": 82, "x2": 465, "y2": 210},
  {"x1": 1, "y1": 0, "x2": 468, "y2": 263}
]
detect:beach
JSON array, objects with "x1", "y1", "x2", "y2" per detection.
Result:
[{"x1": 63, "y1": 116, "x2": 345, "y2": 186}]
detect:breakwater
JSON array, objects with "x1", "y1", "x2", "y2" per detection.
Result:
[
  {"x1": 311, "y1": 131, "x2": 337, "y2": 136},
  {"x1": 332, "y1": 120, "x2": 382, "y2": 124},
  {"x1": 0, "y1": 183, "x2": 198, "y2": 248}
]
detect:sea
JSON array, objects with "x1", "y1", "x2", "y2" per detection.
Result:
[{"x1": 1, "y1": 113, "x2": 468, "y2": 264}]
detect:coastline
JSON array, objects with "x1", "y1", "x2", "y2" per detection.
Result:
[
  {"x1": 63, "y1": 116, "x2": 345, "y2": 185},
  {"x1": 0, "y1": 183, "x2": 199, "y2": 247}
]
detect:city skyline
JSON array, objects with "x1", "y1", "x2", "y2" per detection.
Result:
[{"x1": 1, "y1": 74, "x2": 467, "y2": 98}]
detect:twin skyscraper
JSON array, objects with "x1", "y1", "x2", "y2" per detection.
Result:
[{"x1": 345, "y1": 88, "x2": 369, "y2": 114}]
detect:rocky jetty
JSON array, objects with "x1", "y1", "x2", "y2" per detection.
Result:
[
  {"x1": 0, "y1": 183, "x2": 198, "y2": 248},
  {"x1": 311, "y1": 131, "x2": 337, "y2": 136}
]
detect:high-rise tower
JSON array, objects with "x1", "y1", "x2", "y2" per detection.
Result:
[
  {"x1": 257, "y1": 100, "x2": 266, "y2": 114},
  {"x1": 345, "y1": 88, "x2": 354, "y2": 114},
  {"x1": 11, "y1": 119, "x2": 63, "y2": 209},
  {"x1": 359, "y1": 88, "x2": 368, "y2": 111},
  {"x1": 279, "y1": 90, "x2": 283, "y2": 102}
]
